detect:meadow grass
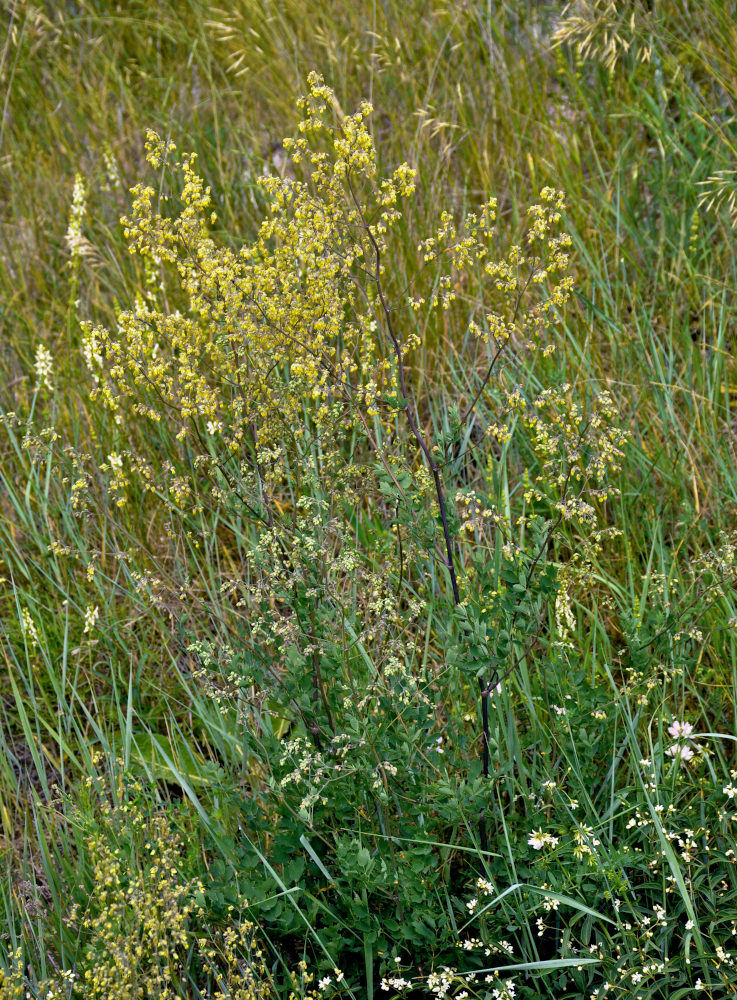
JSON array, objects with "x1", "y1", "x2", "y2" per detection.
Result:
[{"x1": 2, "y1": 1, "x2": 737, "y2": 997}]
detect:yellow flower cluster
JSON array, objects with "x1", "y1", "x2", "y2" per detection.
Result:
[
  {"x1": 82, "y1": 72, "x2": 419, "y2": 499},
  {"x1": 68, "y1": 788, "x2": 204, "y2": 1000},
  {"x1": 0, "y1": 952, "x2": 25, "y2": 1000},
  {"x1": 80, "y1": 74, "x2": 583, "y2": 529},
  {"x1": 198, "y1": 922, "x2": 275, "y2": 1000},
  {"x1": 13, "y1": 766, "x2": 281, "y2": 1000}
]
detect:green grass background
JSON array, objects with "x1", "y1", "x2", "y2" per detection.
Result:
[{"x1": 2, "y1": 0, "x2": 737, "y2": 993}]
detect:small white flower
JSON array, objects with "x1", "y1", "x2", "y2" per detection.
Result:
[
  {"x1": 318, "y1": 977, "x2": 332, "y2": 991},
  {"x1": 686, "y1": 919, "x2": 695, "y2": 930},
  {"x1": 387, "y1": 977, "x2": 410, "y2": 990},
  {"x1": 666, "y1": 743, "x2": 695, "y2": 762}
]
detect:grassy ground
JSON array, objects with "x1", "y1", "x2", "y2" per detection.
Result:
[{"x1": 2, "y1": 1, "x2": 737, "y2": 997}]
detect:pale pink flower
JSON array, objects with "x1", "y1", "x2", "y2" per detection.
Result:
[
  {"x1": 528, "y1": 829, "x2": 559, "y2": 850},
  {"x1": 667, "y1": 720, "x2": 694, "y2": 739}
]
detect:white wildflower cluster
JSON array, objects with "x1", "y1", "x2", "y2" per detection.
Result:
[
  {"x1": 83, "y1": 604, "x2": 99, "y2": 634},
  {"x1": 458, "y1": 936, "x2": 514, "y2": 958},
  {"x1": 21, "y1": 607, "x2": 40, "y2": 648},
  {"x1": 488, "y1": 977, "x2": 516, "y2": 1000},
  {"x1": 380, "y1": 976, "x2": 411, "y2": 992},
  {"x1": 715, "y1": 945, "x2": 737, "y2": 970},
  {"x1": 427, "y1": 968, "x2": 456, "y2": 998},
  {"x1": 65, "y1": 172, "x2": 87, "y2": 258},
  {"x1": 33, "y1": 343, "x2": 54, "y2": 391},
  {"x1": 379, "y1": 964, "x2": 513, "y2": 1000}
]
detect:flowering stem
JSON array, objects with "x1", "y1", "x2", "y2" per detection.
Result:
[{"x1": 348, "y1": 175, "x2": 461, "y2": 606}]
